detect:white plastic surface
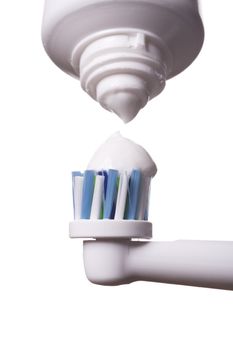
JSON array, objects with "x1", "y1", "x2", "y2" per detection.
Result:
[
  {"x1": 42, "y1": 0, "x2": 204, "y2": 122},
  {"x1": 69, "y1": 220, "x2": 152, "y2": 239},
  {"x1": 83, "y1": 239, "x2": 233, "y2": 290},
  {"x1": 72, "y1": 30, "x2": 169, "y2": 122}
]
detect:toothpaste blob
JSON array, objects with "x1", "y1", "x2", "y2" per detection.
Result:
[{"x1": 87, "y1": 132, "x2": 157, "y2": 177}]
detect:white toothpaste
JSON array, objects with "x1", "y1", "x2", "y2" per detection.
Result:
[{"x1": 87, "y1": 132, "x2": 157, "y2": 177}]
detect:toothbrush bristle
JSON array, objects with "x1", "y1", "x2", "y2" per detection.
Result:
[
  {"x1": 72, "y1": 172, "x2": 83, "y2": 220},
  {"x1": 103, "y1": 169, "x2": 118, "y2": 219},
  {"x1": 81, "y1": 170, "x2": 95, "y2": 219},
  {"x1": 90, "y1": 175, "x2": 104, "y2": 219},
  {"x1": 137, "y1": 176, "x2": 151, "y2": 220},
  {"x1": 114, "y1": 172, "x2": 128, "y2": 220},
  {"x1": 125, "y1": 169, "x2": 141, "y2": 220},
  {"x1": 72, "y1": 169, "x2": 151, "y2": 221}
]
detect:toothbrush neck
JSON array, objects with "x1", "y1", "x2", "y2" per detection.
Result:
[{"x1": 83, "y1": 239, "x2": 233, "y2": 290}]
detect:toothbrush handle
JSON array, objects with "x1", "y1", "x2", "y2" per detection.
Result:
[{"x1": 129, "y1": 240, "x2": 233, "y2": 290}]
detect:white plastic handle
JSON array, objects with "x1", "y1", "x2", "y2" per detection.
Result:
[{"x1": 83, "y1": 239, "x2": 233, "y2": 290}]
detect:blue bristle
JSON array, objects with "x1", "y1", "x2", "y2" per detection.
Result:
[
  {"x1": 72, "y1": 171, "x2": 82, "y2": 177},
  {"x1": 98, "y1": 171, "x2": 108, "y2": 199},
  {"x1": 103, "y1": 169, "x2": 118, "y2": 219},
  {"x1": 81, "y1": 170, "x2": 95, "y2": 219},
  {"x1": 110, "y1": 200, "x2": 116, "y2": 219},
  {"x1": 126, "y1": 169, "x2": 141, "y2": 220}
]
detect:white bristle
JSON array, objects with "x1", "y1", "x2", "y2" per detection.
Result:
[
  {"x1": 114, "y1": 172, "x2": 129, "y2": 220},
  {"x1": 137, "y1": 177, "x2": 151, "y2": 220},
  {"x1": 90, "y1": 175, "x2": 104, "y2": 219},
  {"x1": 73, "y1": 176, "x2": 84, "y2": 220}
]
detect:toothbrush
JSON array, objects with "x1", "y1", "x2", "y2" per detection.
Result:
[
  {"x1": 70, "y1": 133, "x2": 233, "y2": 290},
  {"x1": 71, "y1": 170, "x2": 233, "y2": 290}
]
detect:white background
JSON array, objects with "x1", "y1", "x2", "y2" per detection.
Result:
[{"x1": 0, "y1": 1, "x2": 233, "y2": 349}]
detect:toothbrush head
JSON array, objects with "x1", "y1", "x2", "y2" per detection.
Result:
[
  {"x1": 69, "y1": 168, "x2": 153, "y2": 239},
  {"x1": 69, "y1": 133, "x2": 156, "y2": 240}
]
